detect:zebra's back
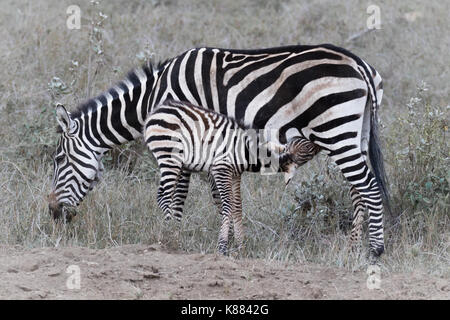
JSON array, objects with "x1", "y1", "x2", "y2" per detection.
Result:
[
  {"x1": 150, "y1": 43, "x2": 383, "y2": 147},
  {"x1": 144, "y1": 100, "x2": 247, "y2": 172}
]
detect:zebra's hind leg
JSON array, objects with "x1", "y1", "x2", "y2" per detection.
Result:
[
  {"x1": 208, "y1": 173, "x2": 222, "y2": 208},
  {"x1": 332, "y1": 153, "x2": 385, "y2": 260},
  {"x1": 208, "y1": 173, "x2": 234, "y2": 241},
  {"x1": 156, "y1": 161, "x2": 183, "y2": 221},
  {"x1": 170, "y1": 170, "x2": 191, "y2": 220},
  {"x1": 349, "y1": 185, "x2": 366, "y2": 253},
  {"x1": 211, "y1": 165, "x2": 233, "y2": 255}
]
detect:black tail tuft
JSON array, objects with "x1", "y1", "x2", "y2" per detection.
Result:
[{"x1": 368, "y1": 114, "x2": 392, "y2": 216}]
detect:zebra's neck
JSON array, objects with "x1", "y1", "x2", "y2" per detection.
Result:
[
  {"x1": 243, "y1": 133, "x2": 263, "y2": 172},
  {"x1": 72, "y1": 66, "x2": 155, "y2": 151}
]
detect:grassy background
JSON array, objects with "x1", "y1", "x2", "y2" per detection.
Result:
[{"x1": 0, "y1": 0, "x2": 448, "y2": 276}]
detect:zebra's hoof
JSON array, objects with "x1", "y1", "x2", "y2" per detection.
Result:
[
  {"x1": 369, "y1": 245, "x2": 384, "y2": 263},
  {"x1": 371, "y1": 245, "x2": 384, "y2": 257},
  {"x1": 218, "y1": 247, "x2": 228, "y2": 256}
]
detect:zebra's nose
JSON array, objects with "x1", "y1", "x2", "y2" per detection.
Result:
[
  {"x1": 47, "y1": 192, "x2": 62, "y2": 220},
  {"x1": 48, "y1": 203, "x2": 63, "y2": 220}
]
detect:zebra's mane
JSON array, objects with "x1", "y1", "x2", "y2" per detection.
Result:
[
  {"x1": 69, "y1": 64, "x2": 154, "y2": 120},
  {"x1": 62, "y1": 59, "x2": 171, "y2": 124}
]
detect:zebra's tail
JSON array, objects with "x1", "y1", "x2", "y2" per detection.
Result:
[
  {"x1": 369, "y1": 109, "x2": 391, "y2": 215},
  {"x1": 367, "y1": 86, "x2": 392, "y2": 216}
]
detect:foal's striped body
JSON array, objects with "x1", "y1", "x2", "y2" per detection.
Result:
[{"x1": 144, "y1": 100, "x2": 312, "y2": 254}]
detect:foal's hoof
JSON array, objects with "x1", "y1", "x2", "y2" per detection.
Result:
[{"x1": 218, "y1": 247, "x2": 228, "y2": 256}]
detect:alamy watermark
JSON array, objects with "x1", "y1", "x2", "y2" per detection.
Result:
[
  {"x1": 367, "y1": 4, "x2": 381, "y2": 30},
  {"x1": 66, "y1": 264, "x2": 81, "y2": 290},
  {"x1": 66, "y1": 5, "x2": 81, "y2": 30},
  {"x1": 366, "y1": 265, "x2": 381, "y2": 290}
]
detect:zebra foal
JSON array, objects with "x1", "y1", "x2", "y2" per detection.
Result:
[{"x1": 144, "y1": 99, "x2": 320, "y2": 254}]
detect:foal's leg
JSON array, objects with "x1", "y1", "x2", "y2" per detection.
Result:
[
  {"x1": 208, "y1": 173, "x2": 222, "y2": 208},
  {"x1": 231, "y1": 175, "x2": 244, "y2": 251},
  {"x1": 211, "y1": 165, "x2": 233, "y2": 255},
  {"x1": 209, "y1": 173, "x2": 234, "y2": 241}
]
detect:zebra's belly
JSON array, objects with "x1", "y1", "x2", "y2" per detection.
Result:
[
  {"x1": 182, "y1": 160, "x2": 213, "y2": 173},
  {"x1": 182, "y1": 154, "x2": 237, "y2": 174}
]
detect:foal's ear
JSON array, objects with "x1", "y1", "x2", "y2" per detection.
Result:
[{"x1": 56, "y1": 104, "x2": 75, "y2": 134}]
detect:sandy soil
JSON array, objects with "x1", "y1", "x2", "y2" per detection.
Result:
[{"x1": 0, "y1": 244, "x2": 448, "y2": 300}]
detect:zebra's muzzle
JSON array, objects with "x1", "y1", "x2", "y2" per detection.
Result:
[
  {"x1": 47, "y1": 193, "x2": 77, "y2": 223},
  {"x1": 48, "y1": 202, "x2": 63, "y2": 220}
]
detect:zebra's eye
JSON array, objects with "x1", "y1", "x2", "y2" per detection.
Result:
[{"x1": 55, "y1": 155, "x2": 65, "y2": 164}]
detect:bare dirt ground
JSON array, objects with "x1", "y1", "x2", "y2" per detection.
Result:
[{"x1": 0, "y1": 244, "x2": 448, "y2": 300}]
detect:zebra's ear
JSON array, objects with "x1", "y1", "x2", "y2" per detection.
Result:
[{"x1": 56, "y1": 104, "x2": 75, "y2": 134}]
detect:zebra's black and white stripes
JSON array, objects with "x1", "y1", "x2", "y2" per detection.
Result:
[
  {"x1": 144, "y1": 99, "x2": 306, "y2": 254},
  {"x1": 49, "y1": 44, "x2": 390, "y2": 258},
  {"x1": 49, "y1": 66, "x2": 155, "y2": 216}
]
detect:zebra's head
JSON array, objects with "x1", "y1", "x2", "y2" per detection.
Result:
[
  {"x1": 265, "y1": 141, "x2": 298, "y2": 186},
  {"x1": 48, "y1": 104, "x2": 104, "y2": 221},
  {"x1": 284, "y1": 137, "x2": 321, "y2": 167},
  {"x1": 267, "y1": 138, "x2": 321, "y2": 185}
]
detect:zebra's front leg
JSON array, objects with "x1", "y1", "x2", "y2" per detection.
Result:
[
  {"x1": 156, "y1": 162, "x2": 182, "y2": 220},
  {"x1": 211, "y1": 166, "x2": 233, "y2": 255}
]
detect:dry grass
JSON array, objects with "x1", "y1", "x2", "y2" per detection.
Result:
[{"x1": 0, "y1": 0, "x2": 448, "y2": 277}]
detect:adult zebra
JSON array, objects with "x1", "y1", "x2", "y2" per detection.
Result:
[{"x1": 48, "y1": 43, "x2": 389, "y2": 258}]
